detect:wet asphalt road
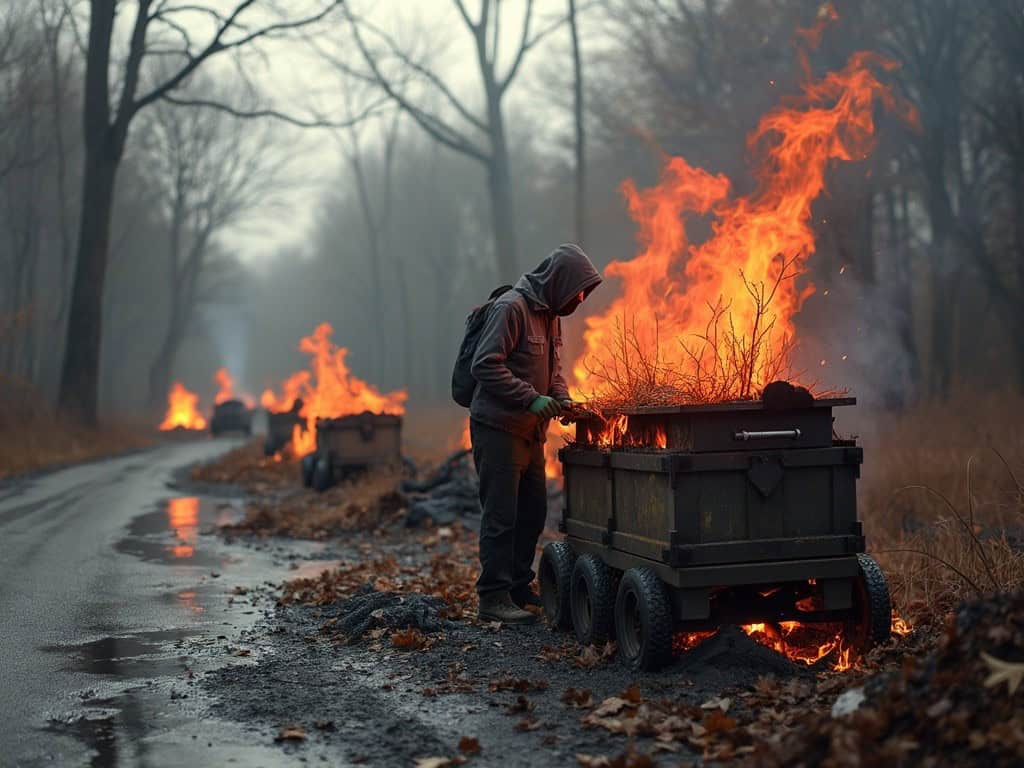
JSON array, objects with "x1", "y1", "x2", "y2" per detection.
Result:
[{"x1": 0, "y1": 440, "x2": 318, "y2": 767}]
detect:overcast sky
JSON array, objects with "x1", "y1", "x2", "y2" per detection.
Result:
[{"x1": 161, "y1": 0, "x2": 583, "y2": 265}]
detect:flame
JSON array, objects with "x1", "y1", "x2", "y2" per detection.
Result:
[
  {"x1": 741, "y1": 620, "x2": 851, "y2": 669},
  {"x1": 214, "y1": 367, "x2": 254, "y2": 407},
  {"x1": 167, "y1": 496, "x2": 199, "y2": 559},
  {"x1": 261, "y1": 370, "x2": 309, "y2": 413},
  {"x1": 571, "y1": 51, "x2": 909, "y2": 408},
  {"x1": 461, "y1": 418, "x2": 472, "y2": 450},
  {"x1": 891, "y1": 610, "x2": 912, "y2": 636},
  {"x1": 263, "y1": 323, "x2": 407, "y2": 457},
  {"x1": 158, "y1": 382, "x2": 207, "y2": 431}
]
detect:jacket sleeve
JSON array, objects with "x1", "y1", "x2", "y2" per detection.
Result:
[
  {"x1": 471, "y1": 301, "x2": 540, "y2": 408},
  {"x1": 549, "y1": 317, "x2": 571, "y2": 402}
]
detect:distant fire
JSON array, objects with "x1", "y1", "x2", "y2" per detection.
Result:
[
  {"x1": 262, "y1": 323, "x2": 407, "y2": 457},
  {"x1": 571, "y1": 47, "x2": 911, "y2": 411},
  {"x1": 159, "y1": 382, "x2": 207, "y2": 431},
  {"x1": 261, "y1": 371, "x2": 309, "y2": 413},
  {"x1": 214, "y1": 367, "x2": 254, "y2": 407}
]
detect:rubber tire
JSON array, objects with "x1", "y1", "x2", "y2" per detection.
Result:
[
  {"x1": 311, "y1": 456, "x2": 333, "y2": 492},
  {"x1": 614, "y1": 567, "x2": 674, "y2": 672},
  {"x1": 539, "y1": 542, "x2": 576, "y2": 630},
  {"x1": 570, "y1": 554, "x2": 617, "y2": 645},
  {"x1": 300, "y1": 454, "x2": 316, "y2": 488},
  {"x1": 850, "y1": 553, "x2": 892, "y2": 651}
]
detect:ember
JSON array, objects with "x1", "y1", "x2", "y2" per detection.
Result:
[
  {"x1": 261, "y1": 323, "x2": 407, "y2": 456},
  {"x1": 572, "y1": 51, "x2": 912, "y2": 411},
  {"x1": 158, "y1": 381, "x2": 207, "y2": 431}
]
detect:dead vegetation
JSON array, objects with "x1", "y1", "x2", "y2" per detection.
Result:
[
  {"x1": 860, "y1": 391, "x2": 1024, "y2": 626},
  {"x1": 0, "y1": 374, "x2": 151, "y2": 479},
  {"x1": 580, "y1": 259, "x2": 805, "y2": 409}
]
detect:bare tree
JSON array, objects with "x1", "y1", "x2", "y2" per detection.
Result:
[
  {"x1": 58, "y1": 0, "x2": 344, "y2": 425},
  {"x1": 338, "y1": 1, "x2": 567, "y2": 281},
  {"x1": 141, "y1": 80, "x2": 285, "y2": 409},
  {"x1": 568, "y1": 0, "x2": 585, "y2": 246}
]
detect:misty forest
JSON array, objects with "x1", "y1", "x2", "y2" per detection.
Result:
[{"x1": 2, "y1": 1, "x2": 1024, "y2": 766}]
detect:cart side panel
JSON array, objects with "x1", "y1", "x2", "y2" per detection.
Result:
[{"x1": 562, "y1": 463, "x2": 612, "y2": 544}]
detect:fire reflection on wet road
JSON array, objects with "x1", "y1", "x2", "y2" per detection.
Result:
[{"x1": 0, "y1": 439, "x2": 319, "y2": 767}]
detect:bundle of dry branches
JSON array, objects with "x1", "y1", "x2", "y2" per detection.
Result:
[{"x1": 581, "y1": 256, "x2": 805, "y2": 408}]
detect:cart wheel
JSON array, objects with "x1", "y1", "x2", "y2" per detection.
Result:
[
  {"x1": 300, "y1": 454, "x2": 316, "y2": 487},
  {"x1": 848, "y1": 553, "x2": 892, "y2": 652},
  {"x1": 570, "y1": 554, "x2": 617, "y2": 645},
  {"x1": 312, "y1": 457, "x2": 334, "y2": 493},
  {"x1": 539, "y1": 542, "x2": 576, "y2": 630},
  {"x1": 614, "y1": 567, "x2": 674, "y2": 672}
]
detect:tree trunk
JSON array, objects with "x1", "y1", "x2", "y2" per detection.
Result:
[
  {"x1": 57, "y1": 151, "x2": 118, "y2": 424},
  {"x1": 487, "y1": 141, "x2": 518, "y2": 281},
  {"x1": 568, "y1": 0, "x2": 586, "y2": 246}
]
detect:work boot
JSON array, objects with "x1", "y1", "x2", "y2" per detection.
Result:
[
  {"x1": 510, "y1": 585, "x2": 543, "y2": 609},
  {"x1": 478, "y1": 591, "x2": 537, "y2": 624}
]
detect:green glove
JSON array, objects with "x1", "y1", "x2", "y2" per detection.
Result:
[{"x1": 528, "y1": 395, "x2": 562, "y2": 419}]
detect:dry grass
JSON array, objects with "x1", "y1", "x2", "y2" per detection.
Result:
[
  {"x1": 0, "y1": 374, "x2": 152, "y2": 480},
  {"x1": 860, "y1": 390, "x2": 1024, "y2": 624}
]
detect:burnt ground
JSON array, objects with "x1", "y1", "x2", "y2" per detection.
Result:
[{"x1": 202, "y1": 534, "x2": 817, "y2": 767}]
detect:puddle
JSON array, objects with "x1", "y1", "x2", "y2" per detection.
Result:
[
  {"x1": 42, "y1": 629, "x2": 197, "y2": 678},
  {"x1": 114, "y1": 496, "x2": 242, "y2": 567}
]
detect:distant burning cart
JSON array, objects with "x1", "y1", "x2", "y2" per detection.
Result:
[
  {"x1": 264, "y1": 407, "x2": 304, "y2": 457},
  {"x1": 539, "y1": 396, "x2": 891, "y2": 671},
  {"x1": 303, "y1": 411, "x2": 403, "y2": 492}
]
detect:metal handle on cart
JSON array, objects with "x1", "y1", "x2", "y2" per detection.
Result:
[{"x1": 733, "y1": 429, "x2": 802, "y2": 441}]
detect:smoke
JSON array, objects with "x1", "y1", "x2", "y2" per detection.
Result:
[{"x1": 204, "y1": 305, "x2": 251, "y2": 395}]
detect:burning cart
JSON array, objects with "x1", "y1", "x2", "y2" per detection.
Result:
[
  {"x1": 264, "y1": 400, "x2": 304, "y2": 457},
  {"x1": 539, "y1": 395, "x2": 891, "y2": 671},
  {"x1": 209, "y1": 399, "x2": 253, "y2": 436},
  {"x1": 304, "y1": 411, "x2": 403, "y2": 492}
]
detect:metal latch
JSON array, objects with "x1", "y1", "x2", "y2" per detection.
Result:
[{"x1": 734, "y1": 429, "x2": 801, "y2": 441}]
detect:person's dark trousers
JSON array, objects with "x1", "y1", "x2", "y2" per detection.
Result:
[{"x1": 470, "y1": 419, "x2": 547, "y2": 596}]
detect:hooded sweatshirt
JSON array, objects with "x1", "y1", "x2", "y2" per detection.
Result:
[{"x1": 470, "y1": 244, "x2": 602, "y2": 440}]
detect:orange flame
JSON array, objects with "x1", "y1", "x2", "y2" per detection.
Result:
[
  {"x1": 260, "y1": 371, "x2": 309, "y2": 413},
  {"x1": 262, "y1": 323, "x2": 407, "y2": 457},
  {"x1": 741, "y1": 621, "x2": 851, "y2": 670},
  {"x1": 572, "y1": 51, "x2": 909, "y2": 407},
  {"x1": 158, "y1": 382, "x2": 207, "y2": 431},
  {"x1": 214, "y1": 367, "x2": 254, "y2": 407}
]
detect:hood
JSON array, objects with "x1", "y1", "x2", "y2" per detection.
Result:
[{"x1": 515, "y1": 243, "x2": 602, "y2": 313}]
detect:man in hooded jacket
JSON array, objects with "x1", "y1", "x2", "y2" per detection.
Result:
[{"x1": 470, "y1": 243, "x2": 602, "y2": 623}]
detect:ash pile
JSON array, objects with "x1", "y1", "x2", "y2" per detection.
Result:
[{"x1": 401, "y1": 449, "x2": 480, "y2": 527}]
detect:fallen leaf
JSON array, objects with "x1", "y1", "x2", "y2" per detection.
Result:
[
  {"x1": 981, "y1": 651, "x2": 1024, "y2": 694},
  {"x1": 457, "y1": 736, "x2": 481, "y2": 755},
  {"x1": 561, "y1": 687, "x2": 594, "y2": 708},
  {"x1": 275, "y1": 725, "x2": 307, "y2": 742},
  {"x1": 592, "y1": 696, "x2": 628, "y2": 718},
  {"x1": 701, "y1": 696, "x2": 731, "y2": 712}
]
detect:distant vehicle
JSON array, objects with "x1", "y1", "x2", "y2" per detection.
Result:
[{"x1": 210, "y1": 399, "x2": 253, "y2": 436}]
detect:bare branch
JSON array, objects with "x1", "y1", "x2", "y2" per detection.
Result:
[{"x1": 161, "y1": 94, "x2": 387, "y2": 129}]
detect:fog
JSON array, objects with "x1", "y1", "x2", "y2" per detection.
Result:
[{"x1": 1, "y1": 0, "x2": 1022, "y2": 431}]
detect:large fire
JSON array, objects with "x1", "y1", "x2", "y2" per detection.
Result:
[
  {"x1": 262, "y1": 323, "x2": 407, "y2": 456},
  {"x1": 158, "y1": 382, "x2": 207, "y2": 431},
  {"x1": 571, "y1": 50, "x2": 911, "y2": 409},
  {"x1": 214, "y1": 367, "x2": 254, "y2": 407}
]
